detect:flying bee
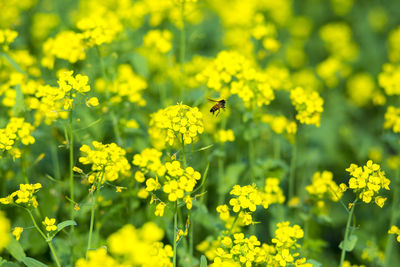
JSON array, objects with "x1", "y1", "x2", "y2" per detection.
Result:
[{"x1": 208, "y1": 98, "x2": 226, "y2": 116}]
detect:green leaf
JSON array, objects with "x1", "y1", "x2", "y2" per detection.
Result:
[
  {"x1": 339, "y1": 235, "x2": 358, "y2": 252},
  {"x1": 22, "y1": 257, "x2": 48, "y2": 267},
  {"x1": 0, "y1": 262, "x2": 20, "y2": 267},
  {"x1": 54, "y1": 220, "x2": 77, "y2": 235},
  {"x1": 307, "y1": 259, "x2": 322, "y2": 267},
  {"x1": 6, "y1": 234, "x2": 26, "y2": 262},
  {"x1": 200, "y1": 255, "x2": 207, "y2": 267}
]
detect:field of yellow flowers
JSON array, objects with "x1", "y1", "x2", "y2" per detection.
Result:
[{"x1": 1, "y1": 0, "x2": 400, "y2": 266}]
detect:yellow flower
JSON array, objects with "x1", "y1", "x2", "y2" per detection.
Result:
[
  {"x1": 290, "y1": 86, "x2": 323, "y2": 127},
  {"x1": 155, "y1": 202, "x2": 166, "y2": 217},
  {"x1": 86, "y1": 97, "x2": 99, "y2": 107},
  {"x1": 43, "y1": 217, "x2": 57, "y2": 232},
  {"x1": 0, "y1": 212, "x2": 10, "y2": 252},
  {"x1": 12, "y1": 227, "x2": 23, "y2": 241}
]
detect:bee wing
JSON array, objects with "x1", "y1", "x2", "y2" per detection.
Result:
[{"x1": 207, "y1": 98, "x2": 219, "y2": 102}]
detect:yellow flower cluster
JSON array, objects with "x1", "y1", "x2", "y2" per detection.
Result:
[
  {"x1": 0, "y1": 183, "x2": 42, "y2": 208},
  {"x1": 319, "y1": 22, "x2": 358, "y2": 62},
  {"x1": 290, "y1": 87, "x2": 323, "y2": 127},
  {"x1": 251, "y1": 14, "x2": 280, "y2": 54},
  {"x1": 316, "y1": 57, "x2": 351, "y2": 88},
  {"x1": 214, "y1": 129, "x2": 235, "y2": 143},
  {"x1": 75, "y1": 247, "x2": 122, "y2": 267},
  {"x1": 388, "y1": 225, "x2": 400, "y2": 243},
  {"x1": 346, "y1": 73, "x2": 384, "y2": 107},
  {"x1": 149, "y1": 103, "x2": 204, "y2": 148},
  {"x1": 212, "y1": 233, "x2": 267, "y2": 267},
  {"x1": 271, "y1": 222, "x2": 308, "y2": 266},
  {"x1": 42, "y1": 31, "x2": 86, "y2": 68},
  {"x1": 378, "y1": 63, "x2": 400, "y2": 96},
  {"x1": 261, "y1": 114, "x2": 297, "y2": 136},
  {"x1": 77, "y1": 222, "x2": 173, "y2": 267},
  {"x1": 133, "y1": 148, "x2": 202, "y2": 213},
  {"x1": 78, "y1": 141, "x2": 131, "y2": 184},
  {"x1": 217, "y1": 181, "x2": 284, "y2": 226},
  {"x1": 0, "y1": 117, "x2": 35, "y2": 159},
  {"x1": 0, "y1": 211, "x2": 10, "y2": 252},
  {"x1": 262, "y1": 178, "x2": 286, "y2": 207},
  {"x1": 77, "y1": 12, "x2": 122, "y2": 47},
  {"x1": 388, "y1": 26, "x2": 400, "y2": 63},
  {"x1": 42, "y1": 217, "x2": 57, "y2": 232},
  {"x1": 384, "y1": 106, "x2": 400, "y2": 133},
  {"x1": 0, "y1": 28, "x2": 18, "y2": 51},
  {"x1": 95, "y1": 64, "x2": 147, "y2": 105},
  {"x1": 196, "y1": 51, "x2": 275, "y2": 109},
  {"x1": 343, "y1": 160, "x2": 390, "y2": 207},
  {"x1": 306, "y1": 171, "x2": 343, "y2": 202},
  {"x1": 205, "y1": 221, "x2": 310, "y2": 267},
  {"x1": 143, "y1": 30, "x2": 173, "y2": 54},
  {"x1": 108, "y1": 223, "x2": 173, "y2": 266}
]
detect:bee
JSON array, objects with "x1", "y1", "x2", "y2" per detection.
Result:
[{"x1": 208, "y1": 98, "x2": 226, "y2": 116}]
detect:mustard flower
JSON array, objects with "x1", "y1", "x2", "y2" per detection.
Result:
[
  {"x1": 388, "y1": 225, "x2": 400, "y2": 243},
  {"x1": 77, "y1": 12, "x2": 122, "y2": 47},
  {"x1": 384, "y1": 106, "x2": 400, "y2": 133},
  {"x1": 0, "y1": 211, "x2": 10, "y2": 252},
  {"x1": 12, "y1": 227, "x2": 23, "y2": 241},
  {"x1": 196, "y1": 51, "x2": 275, "y2": 109},
  {"x1": 95, "y1": 64, "x2": 147, "y2": 106},
  {"x1": 316, "y1": 57, "x2": 351, "y2": 88},
  {"x1": 78, "y1": 141, "x2": 131, "y2": 184},
  {"x1": 214, "y1": 129, "x2": 235, "y2": 143},
  {"x1": 106, "y1": 223, "x2": 173, "y2": 266},
  {"x1": 290, "y1": 86, "x2": 323, "y2": 127},
  {"x1": 143, "y1": 30, "x2": 173, "y2": 54},
  {"x1": 0, "y1": 117, "x2": 35, "y2": 159},
  {"x1": 344, "y1": 160, "x2": 390, "y2": 207},
  {"x1": 378, "y1": 63, "x2": 400, "y2": 96},
  {"x1": 155, "y1": 203, "x2": 166, "y2": 217},
  {"x1": 149, "y1": 103, "x2": 204, "y2": 148},
  {"x1": 133, "y1": 148, "x2": 166, "y2": 177},
  {"x1": 261, "y1": 178, "x2": 286, "y2": 208},
  {"x1": 306, "y1": 171, "x2": 343, "y2": 202},
  {"x1": 75, "y1": 247, "x2": 122, "y2": 267},
  {"x1": 0, "y1": 28, "x2": 18, "y2": 51},
  {"x1": 346, "y1": 73, "x2": 377, "y2": 107},
  {"x1": 0, "y1": 183, "x2": 42, "y2": 208},
  {"x1": 42, "y1": 31, "x2": 86, "y2": 68},
  {"x1": 42, "y1": 217, "x2": 57, "y2": 232}
]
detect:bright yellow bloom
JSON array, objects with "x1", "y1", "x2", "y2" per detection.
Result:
[
  {"x1": 42, "y1": 217, "x2": 57, "y2": 232},
  {"x1": 290, "y1": 87, "x2": 323, "y2": 127},
  {"x1": 0, "y1": 183, "x2": 42, "y2": 208},
  {"x1": 345, "y1": 160, "x2": 390, "y2": 206},
  {"x1": 378, "y1": 63, "x2": 400, "y2": 95},
  {"x1": 215, "y1": 129, "x2": 235, "y2": 143},
  {"x1": 0, "y1": 117, "x2": 35, "y2": 158},
  {"x1": 86, "y1": 97, "x2": 99, "y2": 107},
  {"x1": 0, "y1": 211, "x2": 10, "y2": 252},
  {"x1": 79, "y1": 141, "x2": 131, "y2": 183},
  {"x1": 12, "y1": 227, "x2": 23, "y2": 241},
  {"x1": 143, "y1": 30, "x2": 173, "y2": 53},
  {"x1": 384, "y1": 106, "x2": 400, "y2": 133},
  {"x1": 306, "y1": 171, "x2": 343, "y2": 202},
  {"x1": 149, "y1": 103, "x2": 204, "y2": 147},
  {"x1": 388, "y1": 225, "x2": 400, "y2": 243}
]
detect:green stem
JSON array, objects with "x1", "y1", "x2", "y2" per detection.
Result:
[
  {"x1": 288, "y1": 138, "x2": 297, "y2": 200},
  {"x1": 217, "y1": 150, "x2": 224, "y2": 204},
  {"x1": 339, "y1": 200, "x2": 356, "y2": 267},
  {"x1": 384, "y1": 166, "x2": 400, "y2": 267},
  {"x1": 228, "y1": 213, "x2": 240, "y2": 236},
  {"x1": 26, "y1": 209, "x2": 61, "y2": 267},
  {"x1": 86, "y1": 171, "x2": 104, "y2": 258},
  {"x1": 173, "y1": 202, "x2": 178, "y2": 267},
  {"x1": 69, "y1": 105, "x2": 74, "y2": 214},
  {"x1": 189, "y1": 211, "x2": 193, "y2": 265},
  {"x1": 249, "y1": 137, "x2": 255, "y2": 183},
  {"x1": 179, "y1": 1, "x2": 186, "y2": 97},
  {"x1": 20, "y1": 153, "x2": 29, "y2": 184},
  {"x1": 273, "y1": 135, "x2": 280, "y2": 160}
]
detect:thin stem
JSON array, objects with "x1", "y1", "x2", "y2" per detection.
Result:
[
  {"x1": 173, "y1": 202, "x2": 178, "y2": 267},
  {"x1": 339, "y1": 200, "x2": 357, "y2": 267},
  {"x1": 217, "y1": 149, "x2": 224, "y2": 204},
  {"x1": 288, "y1": 138, "x2": 297, "y2": 200},
  {"x1": 228, "y1": 213, "x2": 239, "y2": 236},
  {"x1": 273, "y1": 135, "x2": 280, "y2": 160},
  {"x1": 26, "y1": 209, "x2": 61, "y2": 267},
  {"x1": 69, "y1": 104, "x2": 74, "y2": 213},
  {"x1": 20, "y1": 153, "x2": 29, "y2": 184},
  {"x1": 189, "y1": 211, "x2": 193, "y2": 265},
  {"x1": 179, "y1": 1, "x2": 186, "y2": 97},
  {"x1": 384, "y1": 166, "x2": 400, "y2": 267},
  {"x1": 248, "y1": 137, "x2": 255, "y2": 184},
  {"x1": 86, "y1": 171, "x2": 104, "y2": 258}
]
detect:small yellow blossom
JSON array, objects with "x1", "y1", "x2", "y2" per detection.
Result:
[
  {"x1": 42, "y1": 217, "x2": 57, "y2": 232},
  {"x1": 12, "y1": 227, "x2": 23, "y2": 241}
]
